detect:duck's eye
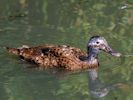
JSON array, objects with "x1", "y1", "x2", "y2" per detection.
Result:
[{"x1": 96, "y1": 42, "x2": 99, "y2": 44}]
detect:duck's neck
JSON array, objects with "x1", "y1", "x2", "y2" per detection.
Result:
[{"x1": 87, "y1": 46, "x2": 99, "y2": 61}]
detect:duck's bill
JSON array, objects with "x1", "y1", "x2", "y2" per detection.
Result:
[
  {"x1": 109, "y1": 51, "x2": 121, "y2": 57},
  {"x1": 104, "y1": 46, "x2": 121, "y2": 57}
]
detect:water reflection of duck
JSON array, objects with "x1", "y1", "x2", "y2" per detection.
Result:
[
  {"x1": 88, "y1": 69, "x2": 130, "y2": 98},
  {"x1": 6, "y1": 36, "x2": 121, "y2": 71}
]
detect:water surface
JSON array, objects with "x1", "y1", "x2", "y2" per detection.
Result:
[{"x1": 0, "y1": 0, "x2": 133, "y2": 100}]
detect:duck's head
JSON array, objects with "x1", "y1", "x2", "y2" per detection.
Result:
[{"x1": 87, "y1": 36, "x2": 121, "y2": 59}]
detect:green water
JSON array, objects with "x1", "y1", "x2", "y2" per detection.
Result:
[{"x1": 0, "y1": 0, "x2": 133, "y2": 100}]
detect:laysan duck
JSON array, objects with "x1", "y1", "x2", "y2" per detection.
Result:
[{"x1": 6, "y1": 36, "x2": 121, "y2": 71}]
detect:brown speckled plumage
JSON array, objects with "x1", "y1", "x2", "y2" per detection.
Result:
[
  {"x1": 7, "y1": 44, "x2": 98, "y2": 70},
  {"x1": 6, "y1": 36, "x2": 121, "y2": 71}
]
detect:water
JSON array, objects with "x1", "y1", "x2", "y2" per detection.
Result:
[{"x1": 0, "y1": 0, "x2": 133, "y2": 100}]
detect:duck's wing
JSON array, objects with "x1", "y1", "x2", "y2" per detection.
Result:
[
  {"x1": 6, "y1": 44, "x2": 87, "y2": 70},
  {"x1": 6, "y1": 44, "x2": 58, "y2": 67}
]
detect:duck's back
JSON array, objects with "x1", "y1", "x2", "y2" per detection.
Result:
[{"x1": 7, "y1": 44, "x2": 88, "y2": 70}]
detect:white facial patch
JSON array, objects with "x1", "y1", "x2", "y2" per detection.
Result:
[{"x1": 88, "y1": 37, "x2": 108, "y2": 46}]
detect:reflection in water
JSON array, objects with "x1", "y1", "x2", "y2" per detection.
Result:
[
  {"x1": 88, "y1": 69, "x2": 109, "y2": 98},
  {"x1": 47, "y1": 68, "x2": 126, "y2": 99},
  {"x1": 88, "y1": 69, "x2": 127, "y2": 98}
]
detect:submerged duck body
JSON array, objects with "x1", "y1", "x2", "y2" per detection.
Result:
[{"x1": 6, "y1": 36, "x2": 121, "y2": 71}]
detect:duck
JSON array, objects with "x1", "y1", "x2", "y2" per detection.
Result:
[{"x1": 6, "y1": 36, "x2": 121, "y2": 71}]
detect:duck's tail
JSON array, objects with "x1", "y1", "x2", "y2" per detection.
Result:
[{"x1": 6, "y1": 47, "x2": 20, "y2": 55}]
